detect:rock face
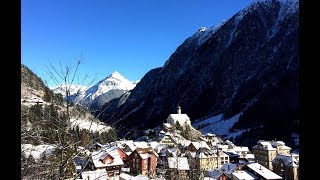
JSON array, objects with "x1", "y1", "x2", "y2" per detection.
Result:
[
  {"x1": 98, "y1": 0, "x2": 299, "y2": 146},
  {"x1": 21, "y1": 64, "x2": 53, "y2": 100}
]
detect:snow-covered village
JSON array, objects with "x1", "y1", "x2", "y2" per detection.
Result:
[
  {"x1": 22, "y1": 102, "x2": 299, "y2": 180},
  {"x1": 22, "y1": 0, "x2": 299, "y2": 179}
]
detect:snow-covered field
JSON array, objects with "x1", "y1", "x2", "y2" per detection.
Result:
[
  {"x1": 21, "y1": 96, "x2": 48, "y2": 107},
  {"x1": 70, "y1": 118, "x2": 111, "y2": 133}
]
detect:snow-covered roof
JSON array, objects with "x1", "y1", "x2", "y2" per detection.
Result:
[
  {"x1": 225, "y1": 140, "x2": 236, "y2": 148},
  {"x1": 189, "y1": 152, "x2": 196, "y2": 158},
  {"x1": 232, "y1": 170, "x2": 258, "y2": 180},
  {"x1": 167, "y1": 114, "x2": 190, "y2": 121},
  {"x1": 189, "y1": 141, "x2": 210, "y2": 150},
  {"x1": 245, "y1": 154, "x2": 255, "y2": 159},
  {"x1": 92, "y1": 146, "x2": 124, "y2": 168},
  {"x1": 148, "y1": 141, "x2": 159, "y2": 149},
  {"x1": 271, "y1": 141, "x2": 285, "y2": 146},
  {"x1": 234, "y1": 146, "x2": 250, "y2": 152},
  {"x1": 280, "y1": 145, "x2": 291, "y2": 150},
  {"x1": 220, "y1": 163, "x2": 238, "y2": 175},
  {"x1": 205, "y1": 133, "x2": 216, "y2": 137},
  {"x1": 272, "y1": 153, "x2": 299, "y2": 167},
  {"x1": 167, "y1": 157, "x2": 190, "y2": 170},
  {"x1": 135, "y1": 147, "x2": 159, "y2": 157},
  {"x1": 247, "y1": 163, "x2": 282, "y2": 179},
  {"x1": 256, "y1": 141, "x2": 276, "y2": 150},
  {"x1": 196, "y1": 148, "x2": 225, "y2": 159},
  {"x1": 218, "y1": 144, "x2": 229, "y2": 150},
  {"x1": 271, "y1": 141, "x2": 291, "y2": 150},
  {"x1": 125, "y1": 141, "x2": 156, "y2": 152},
  {"x1": 163, "y1": 123, "x2": 172, "y2": 128},
  {"x1": 139, "y1": 154, "x2": 149, "y2": 159}
]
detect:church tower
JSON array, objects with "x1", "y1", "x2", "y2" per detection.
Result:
[{"x1": 177, "y1": 105, "x2": 181, "y2": 114}]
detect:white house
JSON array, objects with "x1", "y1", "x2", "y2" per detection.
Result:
[{"x1": 166, "y1": 105, "x2": 191, "y2": 127}]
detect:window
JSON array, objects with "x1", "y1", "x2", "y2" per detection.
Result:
[
  {"x1": 137, "y1": 159, "x2": 139, "y2": 163},
  {"x1": 135, "y1": 153, "x2": 137, "y2": 158}
]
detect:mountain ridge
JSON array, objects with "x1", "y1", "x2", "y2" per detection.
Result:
[{"x1": 97, "y1": 0, "x2": 299, "y2": 148}]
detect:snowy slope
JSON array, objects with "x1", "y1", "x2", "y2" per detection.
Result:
[
  {"x1": 70, "y1": 118, "x2": 111, "y2": 133},
  {"x1": 193, "y1": 113, "x2": 242, "y2": 137}
]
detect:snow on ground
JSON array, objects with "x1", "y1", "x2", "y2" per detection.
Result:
[
  {"x1": 226, "y1": 128, "x2": 251, "y2": 139},
  {"x1": 21, "y1": 144, "x2": 56, "y2": 161},
  {"x1": 119, "y1": 173, "x2": 149, "y2": 180},
  {"x1": 193, "y1": 114, "x2": 224, "y2": 127},
  {"x1": 81, "y1": 169, "x2": 109, "y2": 180},
  {"x1": 70, "y1": 118, "x2": 111, "y2": 133},
  {"x1": 193, "y1": 113, "x2": 242, "y2": 136},
  {"x1": 21, "y1": 96, "x2": 49, "y2": 107}
]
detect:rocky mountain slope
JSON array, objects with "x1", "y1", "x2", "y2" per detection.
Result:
[
  {"x1": 97, "y1": 0, "x2": 299, "y2": 148},
  {"x1": 21, "y1": 64, "x2": 112, "y2": 144}
]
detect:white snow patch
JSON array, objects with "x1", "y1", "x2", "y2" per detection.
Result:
[
  {"x1": 21, "y1": 144, "x2": 56, "y2": 161},
  {"x1": 193, "y1": 113, "x2": 242, "y2": 136},
  {"x1": 21, "y1": 97, "x2": 48, "y2": 107},
  {"x1": 196, "y1": 20, "x2": 227, "y2": 46},
  {"x1": 81, "y1": 169, "x2": 109, "y2": 180},
  {"x1": 70, "y1": 118, "x2": 111, "y2": 133}
]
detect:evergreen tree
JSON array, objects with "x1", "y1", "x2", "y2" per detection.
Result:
[{"x1": 175, "y1": 121, "x2": 183, "y2": 131}]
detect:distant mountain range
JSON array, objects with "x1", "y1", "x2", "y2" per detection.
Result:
[
  {"x1": 51, "y1": 71, "x2": 137, "y2": 110},
  {"x1": 96, "y1": 0, "x2": 299, "y2": 148}
]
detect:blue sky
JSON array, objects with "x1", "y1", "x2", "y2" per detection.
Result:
[{"x1": 22, "y1": 0, "x2": 253, "y2": 87}]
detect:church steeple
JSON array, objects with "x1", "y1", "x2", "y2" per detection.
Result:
[{"x1": 177, "y1": 105, "x2": 181, "y2": 114}]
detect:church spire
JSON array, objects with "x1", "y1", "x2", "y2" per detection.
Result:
[{"x1": 177, "y1": 105, "x2": 181, "y2": 114}]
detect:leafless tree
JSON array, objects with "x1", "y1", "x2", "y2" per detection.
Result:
[{"x1": 21, "y1": 58, "x2": 119, "y2": 179}]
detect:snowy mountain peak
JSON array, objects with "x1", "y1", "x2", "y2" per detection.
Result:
[
  {"x1": 71, "y1": 71, "x2": 138, "y2": 107},
  {"x1": 107, "y1": 71, "x2": 125, "y2": 80},
  {"x1": 198, "y1": 27, "x2": 208, "y2": 32}
]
